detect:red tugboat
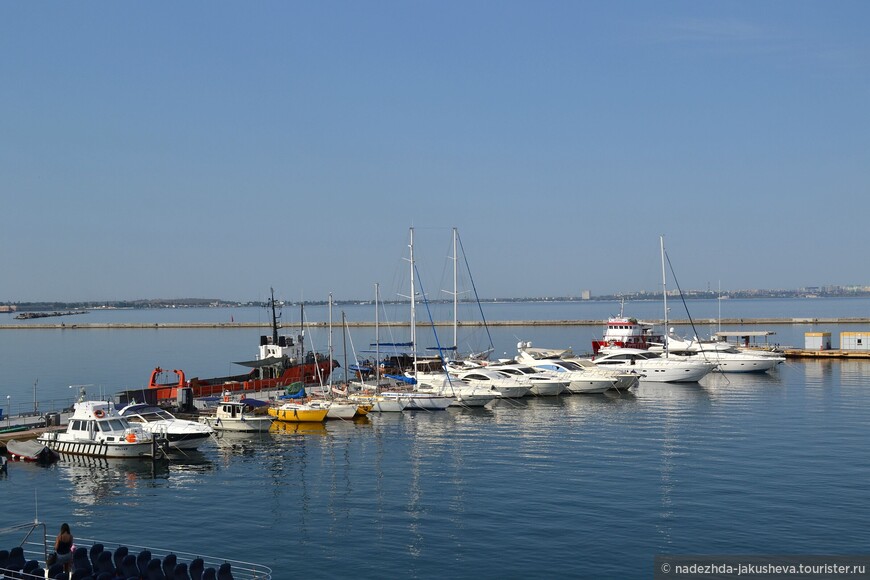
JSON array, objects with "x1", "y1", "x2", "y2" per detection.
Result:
[
  {"x1": 591, "y1": 301, "x2": 664, "y2": 355},
  {"x1": 143, "y1": 290, "x2": 338, "y2": 406}
]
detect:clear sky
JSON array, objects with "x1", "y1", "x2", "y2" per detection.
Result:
[{"x1": 1, "y1": 2, "x2": 868, "y2": 302}]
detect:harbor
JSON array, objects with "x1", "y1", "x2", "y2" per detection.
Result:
[{"x1": 2, "y1": 298, "x2": 870, "y2": 578}]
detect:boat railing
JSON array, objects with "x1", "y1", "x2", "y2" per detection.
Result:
[
  {"x1": 73, "y1": 537, "x2": 273, "y2": 579},
  {"x1": 0, "y1": 520, "x2": 50, "y2": 578},
  {"x1": 1, "y1": 522, "x2": 271, "y2": 579}
]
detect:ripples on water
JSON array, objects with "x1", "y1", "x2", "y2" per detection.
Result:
[{"x1": 3, "y1": 362, "x2": 870, "y2": 575}]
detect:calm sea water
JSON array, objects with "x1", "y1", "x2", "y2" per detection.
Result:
[{"x1": 2, "y1": 299, "x2": 870, "y2": 578}]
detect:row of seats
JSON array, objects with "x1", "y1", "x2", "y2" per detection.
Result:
[{"x1": 1, "y1": 544, "x2": 234, "y2": 580}]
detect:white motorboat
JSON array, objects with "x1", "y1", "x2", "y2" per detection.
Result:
[
  {"x1": 592, "y1": 348, "x2": 717, "y2": 382},
  {"x1": 379, "y1": 390, "x2": 455, "y2": 410},
  {"x1": 118, "y1": 403, "x2": 214, "y2": 450},
  {"x1": 37, "y1": 400, "x2": 164, "y2": 459},
  {"x1": 413, "y1": 371, "x2": 499, "y2": 408},
  {"x1": 649, "y1": 332, "x2": 785, "y2": 373},
  {"x1": 200, "y1": 400, "x2": 275, "y2": 432},
  {"x1": 515, "y1": 345, "x2": 638, "y2": 393},
  {"x1": 482, "y1": 361, "x2": 568, "y2": 396},
  {"x1": 446, "y1": 368, "x2": 530, "y2": 399}
]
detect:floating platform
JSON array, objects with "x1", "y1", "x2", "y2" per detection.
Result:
[{"x1": 783, "y1": 349, "x2": 870, "y2": 359}]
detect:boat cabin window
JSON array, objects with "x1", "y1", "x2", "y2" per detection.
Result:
[
  {"x1": 558, "y1": 360, "x2": 582, "y2": 371},
  {"x1": 96, "y1": 419, "x2": 127, "y2": 432},
  {"x1": 465, "y1": 373, "x2": 491, "y2": 381},
  {"x1": 71, "y1": 420, "x2": 85, "y2": 431},
  {"x1": 536, "y1": 364, "x2": 564, "y2": 373}
]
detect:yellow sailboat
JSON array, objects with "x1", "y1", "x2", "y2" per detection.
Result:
[{"x1": 268, "y1": 402, "x2": 328, "y2": 423}]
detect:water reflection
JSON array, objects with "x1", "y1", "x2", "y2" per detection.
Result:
[{"x1": 56, "y1": 455, "x2": 171, "y2": 506}]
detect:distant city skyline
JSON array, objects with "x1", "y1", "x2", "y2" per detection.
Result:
[{"x1": 1, "y1": 3, "x2": 868, "y2": 302}]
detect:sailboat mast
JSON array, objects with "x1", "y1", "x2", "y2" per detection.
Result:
[
  {"x1": 375, "y1": 283, "x2": 381, "y2": 384},
  {"x1": 452, "y1": 227, "x2": 458, "y2": 353},
  {"x1": 328, "y1": 293, "x2": 333, "y2": 389},
  {"x1": 410, "y1": 227, "x2": 417, "y2": 372},
  {"x1": 342, "y1": 310, "x2": 347, "y2": 390},
  {"x1": 660, "y1": 235, "x2": 668, "y2": 357}
]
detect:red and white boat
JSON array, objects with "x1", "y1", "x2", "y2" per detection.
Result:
[{"x1": 591, "y1": 314, "x2": 663, "y2": 354}]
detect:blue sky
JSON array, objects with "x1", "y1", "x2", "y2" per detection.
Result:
[{"x1": 1, "y1": 2, "x2": 868, "y2": 302}]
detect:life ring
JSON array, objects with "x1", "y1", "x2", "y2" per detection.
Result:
[{"x1": 94, "y1": 410, "x2": 105, "y2": 418}]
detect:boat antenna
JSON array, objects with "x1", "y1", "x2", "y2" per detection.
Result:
[{"x1": 269, "y1": 287, "x2": 280, "y2": 344}]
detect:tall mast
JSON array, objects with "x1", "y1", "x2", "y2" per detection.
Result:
[
  {"x1": 328, "y1": 292, "x2": 333, "y2": 388},
  {"x1": 409, "y1": 227, "x2": 417, "y2": 372},
  {"x1": 452, "y1": 227, "x2": 458, "y2": 353},
  {"x1": 342, "y1": 310, "x2": 347, "y2": 390},
  {"x1": 660, "y1": 235, "x2": 668, "y2": 358},
  {"x1": 375, "y1": 283, "x2": 380, "y2": 384}
]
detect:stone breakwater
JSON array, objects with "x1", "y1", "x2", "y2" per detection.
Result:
[{"x1": 1, "y1": 317, "x2": 870, "y2": 329}]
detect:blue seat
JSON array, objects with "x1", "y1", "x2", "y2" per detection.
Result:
[
  {"x1": 146, "y1": 557, "x2": 165, "y2": 580},
  {"x1": 95, "y1": 550, "x2": 114, "y2": 575},
  {"x1": 112, "y1": 546, "x2": 128, "y2": 572},
  {"x1": 23, "y1": 559, "x2": 40, "y2": 574},
  {"x1": 161, "y1": 554, "x2": 177, "y2": 579},
  {"x1": 47, "y1": 562, "x2": 65, "y2": 578},
  {"x1": 88, "y1": 544, "x2": 104, "y2": 570},
  {"x1": 120, "y1": 554, "x2": 139, "y2": 579},
  {"x1": 69, "y1": 569, "x2": 92, "y2": 580},
  {"x1": 72, "y1": 548, "x2": 91, "y2": 574},
  {"x1": 188, "y1": 558, "x2": 204, "y2": 580},
  {"x1": 7, "y1": 546, "x2": 26, "y2": 567},
  {"x1": 173, "y1": 562, "x2": 190, "y2": 580},
  {"x1": 217, "y1": 562, "x2": 233, "y2": 580},
  {"x1": 201, "y1": 569, "x2": 216, "y2": 580},
  {"x1": 0, "y1": 549, "x2": 9, "y2": 569},
  {"x1": 136, "y1": 550, "x2": 152, "y2": 576}
]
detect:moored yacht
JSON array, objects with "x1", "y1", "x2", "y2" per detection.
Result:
[
  {"x1": 592, "y1": 348, "x2": 717, "y2": 382},
  {"x1": 465, "y1": 360, "x2": 567, "y2": 396},
  {"x1": 37, "y1": 401, "x2": 164, "y2": 459},
  {"x1": 118, "y1": 403, "x2": 214, "y2": 450},
  {"x1": 649, "y1": 333, "x2": 785, "y2": 373},
  {"x1": 516, "y1": 343, "x2": 639, "y2": 393}
]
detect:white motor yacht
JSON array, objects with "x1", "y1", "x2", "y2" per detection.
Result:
[
  {"x1": 37, "y1": 401, "x2": 164, "y2": 459},
  {"x1": 118, "y1": 403, "x2": 214, "y2": 450},
  {"x1": 446, "y1": 368, "x2": 530, "y2": 399},
  {"x1": 648, "y1": 333, "x2": 785, "y2": 373},
  {"x1": 414, "y1": 371, "x2": 499, "y2": 408},
  {"x1": 591, "y1": 348, "x2": 717, "y2": 382},
  {"x1": 200, "y1": 400, "x2": 275, "y2": 432},
  {"x1": 481, "y1": 361, "x2": 568, "y2": 396},
  {"x1": 515, "y1": 342, "x2": 639, "y2": 393}
]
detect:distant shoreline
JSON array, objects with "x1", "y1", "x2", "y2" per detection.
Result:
[{"x1": 2, "y1": 317, "x2": 870, "y2": 330}]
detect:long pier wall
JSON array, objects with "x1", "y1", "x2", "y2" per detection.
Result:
[{"x1": 2, "y1": 317, "x2": 870, "y2": 330}]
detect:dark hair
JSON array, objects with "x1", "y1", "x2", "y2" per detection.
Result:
[{"x1": 60, "y1": 523, "x2": 70, "y2": 534}]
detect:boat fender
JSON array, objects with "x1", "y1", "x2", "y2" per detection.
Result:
[{"x1": 94, "y1": 409, "x2": 106, "y2": 418}]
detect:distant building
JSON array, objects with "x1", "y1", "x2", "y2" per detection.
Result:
[
  {"x1": 580, "y1": 290, "x2": 591, "y2": 300},
  {"x1": 841, "y1": 332, "x2": 870, "y2": 351},
  {"x1": 0, "y1": 305, "x2": 17, "y2": 313},
  {"x1": 805, "y1": 332, "x2": 831, "y2": 350}
]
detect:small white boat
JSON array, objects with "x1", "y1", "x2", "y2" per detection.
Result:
[
  {"x1": 118, "y1": 403, "x2": 214, "y2": 450},
  {"x1": 37, "y1": 401, "x2": 164, "y2": 459},
  {"x1": 200, "y1": 400, "x2": 274, "y2": 432}
]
